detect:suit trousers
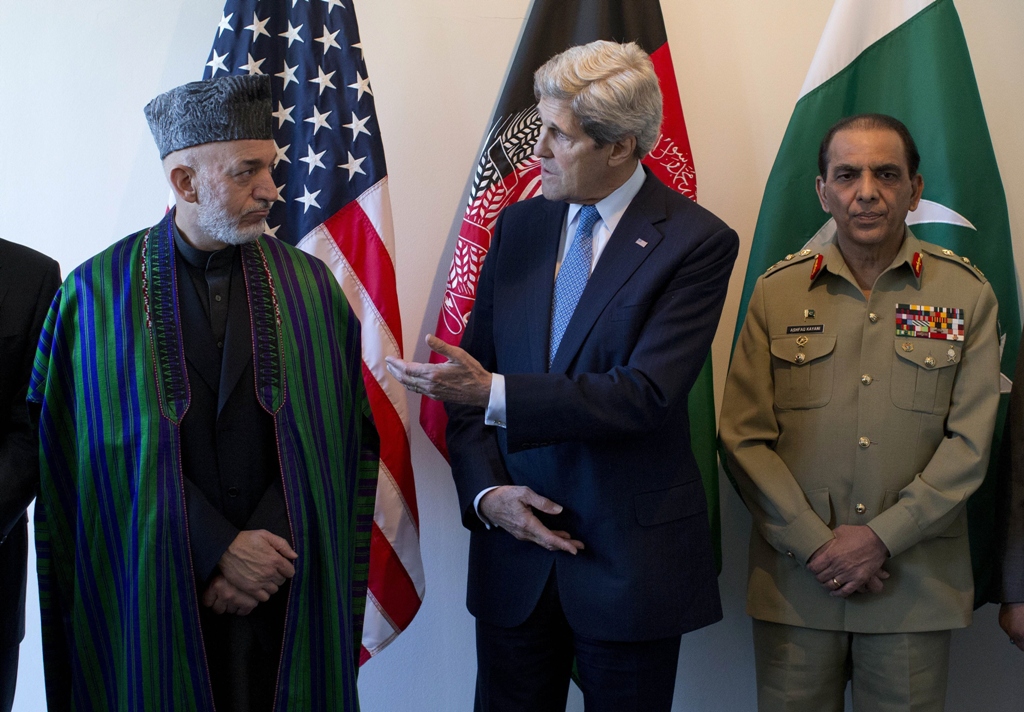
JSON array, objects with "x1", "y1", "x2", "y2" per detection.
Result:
[
  {"x1": 752, "y1": 619, "x2": 951, "y2": 712},
  {"x1": 474, "y1": 570, "x2": 682, "y2": 712}
]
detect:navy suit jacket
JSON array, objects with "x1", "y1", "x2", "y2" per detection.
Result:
[
  {"x1": 447, "y1": 170, "x2": 738, "y2": 642},
  {"x1": 0, "y1": 238, "x2": 60, "y2": 649}
]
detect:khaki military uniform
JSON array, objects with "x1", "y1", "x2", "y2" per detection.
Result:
[{"x1": 720, "y1": 227, "x2": 1001, "y2": 634}]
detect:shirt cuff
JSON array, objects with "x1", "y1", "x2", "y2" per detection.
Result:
[
  {"x1": 484, "y1": 373, "x2": 507, "y2": 427},
  {"x1": 473, "y1": 486, "x2": 500, "y2": 528}
]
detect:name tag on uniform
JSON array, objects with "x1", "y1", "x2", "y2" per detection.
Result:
[
  {"x1": 895, "y1": 304, "x2": 964, "y2": 341},
  {"x1": 786, "y1": 325, "x2": 824, "y2": 334}
]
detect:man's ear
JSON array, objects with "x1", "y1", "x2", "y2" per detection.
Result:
[
  {"x1": 608, "y1": 135, "x2": 637, "y2": 167},
  {"x1": 169, "y1": 165, "x2": 200, "y2": 204},
  {"x1": 908, "y1": 173, "x2": 924, "y2": 212},
  {"x1": 815, "y1": 175, "x2": 830, "y2": 213}
]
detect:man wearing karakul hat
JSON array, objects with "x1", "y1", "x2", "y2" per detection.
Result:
[{"x1": 29, "y1": 74, "x2": 377, "y2": 712}]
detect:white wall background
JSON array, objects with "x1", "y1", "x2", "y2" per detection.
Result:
[{"x1": 2, "y1": 1, "x2": 1023, "y2": 709}]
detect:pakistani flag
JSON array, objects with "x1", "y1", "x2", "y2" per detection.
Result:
[{"x1": 736, "y1": 0, "x2": 1019, "y2": 605}]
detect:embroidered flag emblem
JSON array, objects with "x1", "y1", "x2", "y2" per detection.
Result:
[{"x1": 895, "y1": 303, "x2": 964, "y2": 341}]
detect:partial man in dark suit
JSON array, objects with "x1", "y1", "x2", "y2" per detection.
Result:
[
  {"x1": 387, "y1": 40, "x2": 738, "y2": 712},
  {"x1": 997, "y1": 329, "x2": 1024, "y2": 651},
  {"x1": 0, "y1": 237, "x2": 60, "y2": 712}
]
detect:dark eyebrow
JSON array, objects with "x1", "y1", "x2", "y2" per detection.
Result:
[
  {"x1": 830, "y1": 162, "x2": 903, "y2": 174},
  {"x1": 237, "y1": 158, "x2": 265, "y2": 169}
]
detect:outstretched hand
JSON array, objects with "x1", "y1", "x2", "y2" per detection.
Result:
[
  {"x1": 479, "y1": 485, "x2": 584, "y2": 555},
  {"x1": 385, "y1": 334, "x2": 492, "y2": 407}
]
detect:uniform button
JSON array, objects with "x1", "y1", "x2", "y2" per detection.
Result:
[
  {"x1": 795, "y1": 353, "x2": 806, "y2": 364},
  {"x1": 924, "y1": 356, "x2": 936, "y2": 368},
  {"x1": 217, "y1": 341, "x2": 224, "y2": 349},
  {"x1": 868, "y1": 313, "x2": 879, "y2": 323},
  {"x1": 861, "y1": 374, "x2": 873, "y2": 385},
  {"x1": 786, "y1": 551, "x2": 795, "y2": 558},
  {"x1": 227, "y1": 486, "x2": 240, "y2": 497},
  {"x1": 858, "y1": 437, "x2": 870, "y2": 448},
  {"x1": 214, "y1": 294, "x2": 223, "y2": 302},
  {"x1": 855, "y1": 503, "x2": 866, "y2": 514}
]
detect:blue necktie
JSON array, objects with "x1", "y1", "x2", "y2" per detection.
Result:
[{"x1": 549, "y1": 204, "x2": 600, "y2": 367}]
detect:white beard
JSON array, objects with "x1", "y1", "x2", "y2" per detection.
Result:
[{"x1": 195, "y1": 200, "x2": 268, "y2": 246}]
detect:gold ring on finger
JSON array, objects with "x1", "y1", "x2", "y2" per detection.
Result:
[{"x1": 832, "y1": 577, "x2": 841, "y2": 589}]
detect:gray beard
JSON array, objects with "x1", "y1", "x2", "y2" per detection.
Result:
[{"x1": 195, "y1": 201, "x2": 268, "y2": 246}]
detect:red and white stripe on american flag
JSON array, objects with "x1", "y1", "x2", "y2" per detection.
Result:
[{"x1": 297, "y1": 175, "x2": 425, "y2": 662}]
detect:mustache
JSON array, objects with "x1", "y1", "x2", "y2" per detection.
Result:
[{"x1": 244, "y1": 201, "x2": 272, "y2": 215}]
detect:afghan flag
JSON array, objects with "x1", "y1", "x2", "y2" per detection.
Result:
[
  {"x1": 736, "y1": 0, "x2": 1019, "y2": 604},
  {"x1": 419, "y1": 0, "x2": 723, "y2": 568}
]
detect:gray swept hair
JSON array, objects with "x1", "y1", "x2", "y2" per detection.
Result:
[{"x1": 533, "y1": 40, "x2": 663, "y2": 159}]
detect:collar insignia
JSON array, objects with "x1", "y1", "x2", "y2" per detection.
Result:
[
  {"x1": 911, "y1": 252, "x2": 923, "y2": 279},
  {"x1": 809, "y1": 254, "x2": 824, "y2": 281}
]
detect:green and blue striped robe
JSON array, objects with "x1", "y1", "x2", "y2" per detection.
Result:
[{"x1": 29, "y1": 213, "x2": 378, "y2": 711}]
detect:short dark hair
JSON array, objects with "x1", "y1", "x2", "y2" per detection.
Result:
[{"x1": 818, "y1": 113, "x2": 921, "y2": 177}]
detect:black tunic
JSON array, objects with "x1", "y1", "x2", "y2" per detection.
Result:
[{"x1": 174, "y1": 228, "x2": 291, "y2": 712}]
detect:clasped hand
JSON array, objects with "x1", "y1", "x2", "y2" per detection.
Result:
[
  {"x1": 480, "y1": 486, "x2": 584, "y2": 555},
  {"x1": 202, "y1": 529, "x2": 298, "y2": 615},
  {"x1": 807, "y1": 525, "x2": 889, "y2": 598}
]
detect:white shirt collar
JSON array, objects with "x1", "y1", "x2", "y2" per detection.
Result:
[{"x1": 566, "y1": 160, "x2": 646, "y2": 235}]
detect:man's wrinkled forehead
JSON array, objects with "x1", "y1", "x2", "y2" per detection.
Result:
[{"x1": 824, "y1": 126, "x2": 910, "y2": 175}]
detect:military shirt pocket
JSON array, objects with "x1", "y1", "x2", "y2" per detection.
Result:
[
  {"x1": 890, "y1": 338, "x2": 961, "y2": 414},
  {"x1": 770, "y1": 335, "x2": 837, "y2": 409}
]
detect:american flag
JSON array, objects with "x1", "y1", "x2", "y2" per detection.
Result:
[{"x1": 203, "y1": 0, "x2": 423, "y2": 663}]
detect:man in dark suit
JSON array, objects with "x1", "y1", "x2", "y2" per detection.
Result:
[
  {"x1": 997, "y1": 329, "x2": 1024, "y2": 652},
  {"x1": 0, "y1": 238, "x2": 60, "y2": 712},
  {"x1": 387, "y1": 40, "x2": 738, "y2": 712}
]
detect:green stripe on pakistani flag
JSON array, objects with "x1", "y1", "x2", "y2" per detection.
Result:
[
  {"x1": 689, "y1": 356, "x2": 720, "y2": 571},
  {"x1": 734, "y1": 0, "x2": 1019, "y2": 606}
]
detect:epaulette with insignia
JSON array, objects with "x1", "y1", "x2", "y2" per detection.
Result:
[
  {"x1": 763, "y1": 248, "x2": 817, "y2": 278},
  {"x1": 919, "y1": 244, "x2": 987, "y2": 282}
]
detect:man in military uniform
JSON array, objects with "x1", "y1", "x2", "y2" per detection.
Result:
[{"x1": 720, "y1": 114, "x2": 1001, "y2": 712}]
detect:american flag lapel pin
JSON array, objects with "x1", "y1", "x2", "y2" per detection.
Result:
[{"x1": 635, "y1": 239, "x2": 648, "y2": 248}]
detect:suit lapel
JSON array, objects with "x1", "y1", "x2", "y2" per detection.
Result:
[
  {"x1": 549, "y1": 175, "x2": 667, "y2": 373},
  {"x1": 525, "y1": 200, "x2": 567, "y2": 372}
]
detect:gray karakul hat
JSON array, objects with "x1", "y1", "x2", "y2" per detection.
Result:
[{"x1": 144, "y1": 74, "x2": 273, "y2": 159}]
